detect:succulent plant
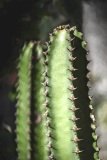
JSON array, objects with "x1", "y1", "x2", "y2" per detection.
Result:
[
  {"x1": 15, "y1": 25, "x2": 100, "y2": 160},
  {"x1": 15, "y1": 42, "x2": 34, "y2": 160}
]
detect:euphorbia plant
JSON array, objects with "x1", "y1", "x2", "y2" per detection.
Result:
[{"x1": 15, "y1": 25, "x2": 100, "y2": 160}]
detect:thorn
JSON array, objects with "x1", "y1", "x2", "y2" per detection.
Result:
[
  {"x1": 44, "y1": 88, "x2": 48, "y2": 96},
  {"x1": 68, "y1": 96, "x2": 78, "y2": 101},
  {"x1": 71, "y1": 126, "x2": 82, "y2": 131},
  {"x1": 42, "y1": 81, "x2": 51, "y2": 88},
  {"x1": 44, "y1": 59, "x2": 48, "y2": 65},
  {"x1": 95, "y1": 146, "x2": 100, "y2": 152},
  {"x1": 47, "y1": 129, "x2": 51, "y2": 136},
  {"x1": 67, "y1": 86, "x2": 77, "y2": 91},
  {"x1": 48, "y1": 141, "x2": 52, "y2": 148},
  {"x1": 72, "y1": 68, "x2": 78, "y2": 71},
  {"x1": 42, "y1": 79, "x2": 49, "y2": 86},
  {"x1": 61, "y1": 25, "x2": 66, "y2": 29},
  {"x1": 70, "y1": 26, "x2": 77, "y2": 32},
  {"x1": 68, "y1": 97, "x2": 72, "y2": 101},
  {"x1": 43, "y1": 51, "x2": 48, "y2": 56},
  {"x1": 68, "y1": 68, "x2": 78, "y2": 72},
  {"x1": 73, "y1": 149, "x2": 84, "y2": 154},
  {"x1": 71, "y1": 47, "x2": 75, "y2": 51},
  {"x1": 48, "y1": 153, "x2": 54, "y2": 160},
  {"x1": 92, "y1": 132, "x2": 99, "y2": 141},
  {"x1": 71, "y1": 37, "x2": 75, "y2": 41},
  {"x1": 73, "y1": 87, "x2": 77, "y2": 91},
  {"x1": 53, "y1": 30, "x2": 57, "y2": 36},
  {"x1": 53, "y1": 28, "x2": 57, "y2": 32},
  {"x1": 69, "y1": 107, "x2": 79, "y2": 111},
  {"x1": 65, "y1": 24, "x2": 70, "y2": 29},
  {"x1": 90, "y1": 114, "x2": 96, "y2": 123},
  {"x1": 66, "y1": 38, "x2": 71, "y2": 42},
  {"x1": 43, "y1": 110, "x2": 49, "y2": 117},
  {"x1": 91, "y1": 124, "x2": 96, "y2": 130},
  {"x1": 68, "y1": 77, "x2": 77, "y2": 81},
  {"x1": 71, "y1": 137, "x2": 83, "y2": 142},
  {"x1": 42, "y1": 71, "x2": 47, "y2": 77},
  {"x1": 49, "y1": 33, "x2": 52, "y2": 37},
  {"x1": 89, "y1": 104, "x2": 93, "y2": 110},
  {"x1": 66, "y1": 37, "x2": 75, "y2": 42},
  {"x1": 69, "y1": 56, "x2": 76, "y2": 62},
  {"x1": 43, "y1": 99, "x2": 49, "y2": 106},
  {"x1": 70, "y1": 117, "x2": 80, "y2": 122},
  {"x1": 67, "y1": 87, "x2": 72, "y2": 91},
  {"x1": 57, "y1": 26, "x2": 62, "y2": 30},
  {"x1": 67, "y1": 47, "x2": 72, "y2": 52}
]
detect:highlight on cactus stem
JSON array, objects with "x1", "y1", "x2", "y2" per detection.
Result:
[{"x1": 15, "y1": 25, "x2": 100, "y2": 160}]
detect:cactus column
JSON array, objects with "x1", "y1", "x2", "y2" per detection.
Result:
[
  {"x1": 15, "y1": 25, "x2": 100, "y2": 160},
  {"x1": 15, "y1": 42, "x2": 34, "y2": 160},
  {"x1": 45, "y1": 26, "x2": 79, "y2": 160}
]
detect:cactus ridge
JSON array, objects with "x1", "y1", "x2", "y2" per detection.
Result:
[
  {"x1": 31, "y1": 42, "x2": 53, "y2": 160},
  {"x1": 46, "y1": 25, "x2": 80, "y2": 160},
  {"x1": 43, "y1": 41, "x2": 55, "y2": 160},
  {"x1": 71, "y1": 27, "x2": 100, "y2": 160},
  {"x1": 15, "y1": 42, "x2": 34, "y2": 160}
]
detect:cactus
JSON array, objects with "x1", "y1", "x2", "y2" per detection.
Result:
[
  {"x1": 31, "y1": 42, "x2": 49, "y2": 160},
  {"x1": 15, "y1": 42, "x2": 34, "y2": 160},
  {"x1": 15, "y1": 25, "x2": 100, "y2": 160}
]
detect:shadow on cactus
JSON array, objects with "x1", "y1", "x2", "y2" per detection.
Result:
[{"x1": 15, "y1": 25, "x2": 100, "y2": 160}]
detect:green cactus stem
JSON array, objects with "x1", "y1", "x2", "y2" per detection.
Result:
[
  {"x1": 31, "y1": 42, "x2": 49, "y2": 160},
  {"x1": 45, "y1": 25, "x2": 100, "y2": 160},
  {"x1": 15, "y1": 42, "x2": 34, "y2": 160},
  {"x1": 46, "y1": 26, "x2": 79, "y2": 160},
  {"x1": 70, "y1": 27, "x2": 100, "y2": 160},
  {"x1": 15, "y1": 25, "x2": 100, "y2": 160}
]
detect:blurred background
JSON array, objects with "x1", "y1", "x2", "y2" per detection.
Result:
[{"x1": 0, "y1": 0, "x2": 107, "y2": 159}]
